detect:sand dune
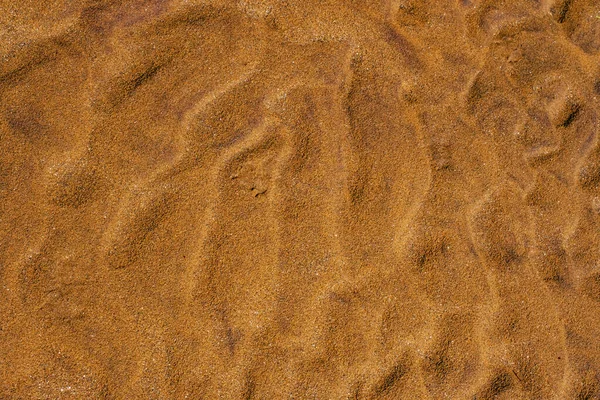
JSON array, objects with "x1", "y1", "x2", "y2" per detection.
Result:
[{"x1": 1, "y1": 0, "x2": 600, "y2": 398}]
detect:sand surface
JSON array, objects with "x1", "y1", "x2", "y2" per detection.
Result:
[{"x1": 1, "y1": 0, "x2": 600, "y2": 398}]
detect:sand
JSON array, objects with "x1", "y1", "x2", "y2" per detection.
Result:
[{"x1": 1, "y1": 0, "x2": 600, "y2": 398}]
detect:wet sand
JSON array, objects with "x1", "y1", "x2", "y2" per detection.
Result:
[{"x1": 1, "y1": 0, "x2": 600, "y2": 398}]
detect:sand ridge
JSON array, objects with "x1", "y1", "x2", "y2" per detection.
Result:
[{"x1": 1, "y1": 0, "x2": 600, "y2": 398}]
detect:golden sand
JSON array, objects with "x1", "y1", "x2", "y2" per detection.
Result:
[{"x1": 1, "y1": 0, "x2": 600, "y2": 398}]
